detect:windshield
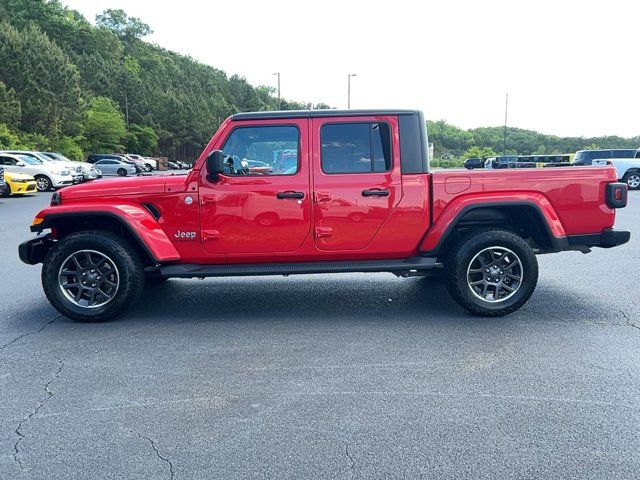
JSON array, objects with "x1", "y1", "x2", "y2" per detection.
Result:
[{"x1": 18, "y1": 155, "x2": 41, "y2": 165}]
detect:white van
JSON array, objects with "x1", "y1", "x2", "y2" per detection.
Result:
[{"x1": 572, "y1": 149, "x2": 640, "y2": 190}]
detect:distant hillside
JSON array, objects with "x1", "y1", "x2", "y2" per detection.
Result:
[
  {"x1": 0, "y1": 0, "x2": 328, "y2": 160},
  {"x1": 428, "y1": 120, "x2": 640, "y2": 159}
]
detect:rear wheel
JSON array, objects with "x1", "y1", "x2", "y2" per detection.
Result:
[
  {"x1": 42, "y1": 231, "x2": 145, "y2": 322},
  {"x1": 35, "y1": 175, "x2": 52, "y2": 192},
  {"x1": 444, "y1": 229, "x2": 538, "y2": 316},
  {"x1": 117, "y1": 168, "x2": 127, "y2": 176},
  {"x1": 623, "y1": 172, "x2": 640, "y2": 190}
]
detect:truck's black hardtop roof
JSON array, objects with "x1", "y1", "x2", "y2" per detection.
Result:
[{"x1": 232, "y1": 109, "x2": 421, "y2": 121}]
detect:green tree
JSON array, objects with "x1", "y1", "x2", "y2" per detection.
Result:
[
  {"x1": 0, "y1": 81, "x2": 21, "y2": 128},
  {"x1": 463, "y1": 146, "x2": 498, "y2": 159},
  {"x1": 0, "y1": 21, "x2": 84, "y2": 136},
  {"x1": 83, "y1": 96, "x2": 126, "y2": 153},
  {"x1": 0, "y1": 123, "x2": 28, "y2": 149},
  {"x1": 95, "y1": 9, "x2": 152, "y2": 40},
  {"x1": 123, "y1": 124, "x2": 158, "y2": 155}
]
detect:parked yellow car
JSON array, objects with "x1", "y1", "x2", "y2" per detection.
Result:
[{"x1": 2, "y1": 171, "x2": 37, "y2": 196}]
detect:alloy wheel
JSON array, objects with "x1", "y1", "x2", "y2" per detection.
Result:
[
  {"x1": 58, "y1": 250, "x2": 120, "y2": 308},
  {"x1": 466, "y1": 246, "x2": 523, "y2": 303},
  {"x1": 627, "y1": 174, "x2": 640, "y2": 189},
  {"x1": 36, "y1": 176, "x2": 50, "y2": 191}
]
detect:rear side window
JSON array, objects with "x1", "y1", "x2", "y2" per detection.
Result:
[
  {"x1": 321, "y1": 122, "x2": 392, "y2": 174},
  {"x1": 221, "y1": 125, "x2": 299, "y2": 176},
  {"x1": 613, "y1": 150, "x2": 635, "y2": 158}
]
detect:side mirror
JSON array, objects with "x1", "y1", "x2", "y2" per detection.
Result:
[
  {"x1": 206, "y1": 150, "x2": 225, "y2": 180},
  {"x1": 16, "y1": 161, "x2": 25, "y2": 167}
]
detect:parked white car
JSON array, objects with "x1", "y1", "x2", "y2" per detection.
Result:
[
  {"x1": 41, "y1": 152, "x2": 102, "y2": 180},
  {"x1": 126, "y1": 154, "x2": 157, "y2": 171},
  {"x1": 0, "y1": 153, "x2": 75, "y2": 191},
  {"x1": 573, "y1": 149, "x2": 640, "y2": 190},
  {"x1": 0, "y1": 150, "x2": 85, "y2": 183}
]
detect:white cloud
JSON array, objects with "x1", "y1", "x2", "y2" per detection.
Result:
[{"x1": 63, "y1": 0, "x2": 640, "y2": 137}]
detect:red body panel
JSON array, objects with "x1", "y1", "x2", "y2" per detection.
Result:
[
  {"x1": 310, "y1": 115, "x2": 403, "y2": 252},
  {"x1": 420, "y1": 167, "x2": 617, "y2": 252},
  {"x1": 34, "y1": 202, "x2": 181, "y2": 262},
  {"x1": 34, "y1": 114, "x2": 621, "y2": 266}
]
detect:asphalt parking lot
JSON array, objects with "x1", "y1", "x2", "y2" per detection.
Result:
[{"x1": 0, "y1": 189, "x2": 638, "y2": 480}]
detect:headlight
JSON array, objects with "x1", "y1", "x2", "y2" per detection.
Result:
[{"x1": 55, "y1": 170, "x2": 71, "y2": 176}]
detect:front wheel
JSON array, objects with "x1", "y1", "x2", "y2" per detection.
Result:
[
  {"x1": 444, "y1": 229, "x2": 538, "y2": 316},
  {"x1": 41, "y1": 231, "x2": 145, "y2": 322},
  {"x1": 144, "y1": 164, "x2": 153, "y2": 172},
  {"x1": 622, "y1": 172, "x2": 640, "y2": 190},
  {"x1": 35, "y1": 175, "x2": 52, "y2": 192},
  {"x1": 117, "y1": 168, "x2": 127, "y2": 176}
]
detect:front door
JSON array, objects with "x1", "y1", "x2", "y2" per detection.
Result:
[
  {"x1": 199, "y1": 119, "x2": 311, "y2": 255},
  {"x1": 311, "y1": 116, "x2": 402, "y2": 251}
]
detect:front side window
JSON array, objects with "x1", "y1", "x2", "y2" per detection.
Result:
[
  {"x1": 221, "y1": 125, "x2": 299, "y2": 176},
  {"x1": 321, "y1": 122, "x2": 392, "y2": 174}
]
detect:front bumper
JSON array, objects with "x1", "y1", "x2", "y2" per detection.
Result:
[
  {"x1": 51, "y1": 175, "x2": 75, "y2": 188},
  {"x1": 7, "y1": 181, "x2": 37, "y2": 194},
  {"x1": 19, "y1": 233, "x2": 55, "y2": 265}
]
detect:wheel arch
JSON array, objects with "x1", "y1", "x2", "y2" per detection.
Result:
[
  {"x1": 32, "y1": 207, "x2": 180, "y2": 265},
  {"x1": 420, "y1": 200, "x2": 565, "y2": 256}
]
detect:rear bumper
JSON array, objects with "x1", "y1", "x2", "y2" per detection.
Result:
[{"x1": 556, "y1": 228, "x2": 631, "y2": 252}]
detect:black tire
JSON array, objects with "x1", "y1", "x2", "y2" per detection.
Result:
[
  {"x1": 35, "y1": 175, "x2": 52, "y2": 192},
  {"x1": 41, "y1": 230, "x2": 145, "y2": 322},
  {"x1": 444, "y1": 229, "x2": 538, "y2": 316},
  {"x1": 622, "y1": 172, "x2": 640, "y2": 190},
  {"x1": 117, "y1": 168, "x2": 127, "y2": 176},
  {"x1": 144, "y1": 163, "x2": 153, "y2": 172},
  {"x1": 1, "y1": 183, "x2": 10, "y2": 197}
]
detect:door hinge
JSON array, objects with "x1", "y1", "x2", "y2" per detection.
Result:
[
  {"x1": 314, "y1": 191, "x2": 332, "y2": 203},
  {"x1": 315, "y1": 227, "x2": 333, "y2": 238},
  {"x1": 201, "y1": 194, "x2": 216, "y2": 206},
  {"x1": 202, "y1": 230, "x2": 220, "y2": 241}
]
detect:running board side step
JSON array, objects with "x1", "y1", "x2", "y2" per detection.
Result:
[{"x1": 159, "y1": 257, "x2": 438, "y2": 278}]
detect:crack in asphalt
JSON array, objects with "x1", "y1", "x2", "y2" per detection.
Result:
[
  {"x1": 619, "y1": 308, "x2": 639, "y2": 330},
  {"x1": 0, "y1": 315, "x2": 61, "y2": 353},
  {"x1": 12, "y1": 359, "x2": 65, "y2": 469},
  {"x1": 138, "y1": 433, "x2": 175, "y2": 480},
  {"x1": 345, "y1": 443, "x2": 356, "y2": 477}
]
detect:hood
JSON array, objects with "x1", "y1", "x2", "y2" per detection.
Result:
[
  {"x1": 5, "y1": 171, "x2": 34, "y2": 181},
  {"x1": 60, "y1": 175, "x2": 169, "y2": 200}
]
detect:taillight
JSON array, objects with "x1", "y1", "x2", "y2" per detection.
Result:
[
  {"x1": 605, "y1": 182, "x2": 628, "y2": 209},
  {"x1": 614, "y1": 189, "x2": 623, "y2": 202}
]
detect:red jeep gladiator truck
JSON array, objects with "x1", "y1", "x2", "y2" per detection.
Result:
[{"x1": 19, "y1": 110, "x2": 630, "y2": 321}]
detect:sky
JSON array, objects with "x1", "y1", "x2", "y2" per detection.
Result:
[{"x1": 63, "y1": 0, "x2": 640, "y2": 138}]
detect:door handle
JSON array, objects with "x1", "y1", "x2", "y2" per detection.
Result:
[
  {"x1": 362, "y1": 189, "x2": 390, "y2": 197},
  {"x1": 277, "y1": 191, "x2": 305, "y2": 199}
]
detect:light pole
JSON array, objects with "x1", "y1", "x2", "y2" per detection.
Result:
[
  {"x1": 272, "y1": 72, "x2": 281, "y2": 109},
  {"x1": 347, "y1": 73, "x2": 357, "y2": 109},
  {"x1": 503, "y1": 93, "x2": 509, "y2": 155}
]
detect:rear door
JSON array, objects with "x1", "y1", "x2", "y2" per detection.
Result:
[{"x1": 310, "y1": 115, "x2": 402, "y2": 251}]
